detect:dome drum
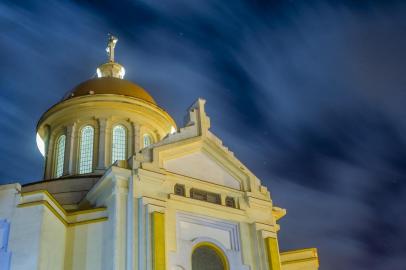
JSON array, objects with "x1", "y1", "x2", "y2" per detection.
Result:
[{"x1": 37, "y1": 82, "x2": 176, "y2": 180}]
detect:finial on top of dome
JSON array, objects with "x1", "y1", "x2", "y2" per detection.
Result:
[
  {"x1": 97, "y1": 34, "x2": 126, "y2": 79},
  {"x1": 106, "y1": 34, "x2": 118, "y2": 62}
]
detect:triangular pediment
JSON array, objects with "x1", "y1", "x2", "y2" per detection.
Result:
[
  {"x1": 152, "y1": 137, "x2": 249, "y2": 190},
  {"x1": 137, "y1": 99, "x2": 260, "y2": 192},
  {"x1": 163, "y1": 150, "x2": 241, "y2": 189}
]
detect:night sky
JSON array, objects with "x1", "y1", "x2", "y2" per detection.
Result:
[{"x1": 1, "y1": 0, "x2": 406, "y2": 269}]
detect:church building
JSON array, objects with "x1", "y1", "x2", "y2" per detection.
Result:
[{"x1": 0, "y1": 36, "x2": 319, "y2": 270}]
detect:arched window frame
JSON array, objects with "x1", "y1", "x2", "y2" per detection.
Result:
[
  {"x1": 78, "y1": 125, "x2": 95, "y2": 174},
  {"x1": 111, "y1": 124, "x2": 127, "y2": 163},
  {"x1": 191, "y1": 241, "x2": 229, "y2": 270},
  {"x1": 54, "y1": 134, "x2": 66, "y2": 178},
  {"x1": 143, "y1": 133, "x2": 153, "y2": 148}
]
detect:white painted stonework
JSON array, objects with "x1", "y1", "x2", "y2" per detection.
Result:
[
  {"x1": 169, "y1": 212, "x2": 249, "y2": 270},
  {"x1": 0, "y1": 91, "x2": 319, "y2": 270},
  {"x1": 163, "y1": 151, "x2": 241, "y2": 190}
]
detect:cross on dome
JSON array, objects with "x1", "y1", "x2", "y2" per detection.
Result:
[
  {"x1": 106, "y1": 34, "x2": 118, "y2": 62},
  {"x1": 96, "y1": 34, "x2": 125, "y2": 79}
]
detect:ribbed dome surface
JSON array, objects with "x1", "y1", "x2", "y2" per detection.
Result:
[{"x1": 65, "y1": 77, "x2": 156, "y2": 104}]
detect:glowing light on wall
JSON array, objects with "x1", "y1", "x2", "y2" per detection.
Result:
[
  {"x1": 111, "y1": 125, "x2": 126, "y2": 163},
  {"x1": 143, "y1": 134, "x2": 152, "y2": 147},
  {"x1": 36, "y1": 133, "x2": 45, "y2": 157},
  {"x1": 79, "y1": 126, "x2": 94, "y2": 174},
  {"x1": 54, "y1": 135, "x2": 66, "y2": 178},
  {"x1": 119, "y1": 67, "x2": 125, "y2": 78}
]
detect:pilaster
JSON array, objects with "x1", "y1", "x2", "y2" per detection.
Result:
[
  {"x1": 136, "y1": 197, "x2": 166, "y2": 270},
  {"x1": 151, "y1": 212, "x2": 165, "y2": 270},
  {"x1": 265, "y1": 237, "x2": 282, "y2": 270},
  {"x1": 67, "y1": 122, "x2": 78, "y2": 175},
  {"x1": 45, "y1": 133, "x2": 55, "y2": 180},
  {"x1": 112, "y1": 176, "x2": 129, "y2": 270},
  {"x1": 97, "y1": 118, "x2": 108, "y2": 170},
  {"x1": 132, "y1": 122, "x2": 140, "y2": 154},
  {"x1": 64, "y1": 123, "x2": 76, "y2": 176},
  {"x1": 42, "y1": 124, "x2": 51, "y2": 180}
]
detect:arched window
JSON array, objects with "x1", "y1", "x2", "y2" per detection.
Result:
[
  {"x1": 54, "y1": 134, "x2": 66, "y2": 178},
  {"x1": 143, "y1": 134, "x2": 152, "y2": 147},
  {"x1": 112, "y1": 125, "x2": 127, "y2": 163},
  {"x1": 79, "y1": 125, "x2": 94, "y2": 174},
  {"x1": 192, "y1": 244, "x2": 227, "y2": 270}
]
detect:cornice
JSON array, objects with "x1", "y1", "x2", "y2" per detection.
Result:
[{"x1": 18, "y1": 190, "x2": 108, "y2": 227}]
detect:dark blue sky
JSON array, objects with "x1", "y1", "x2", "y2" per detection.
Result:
[{"x1": 1, "y1": 0, "x2": 406, "y2": 269}]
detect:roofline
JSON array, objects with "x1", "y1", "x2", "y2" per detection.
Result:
[
  {"x1": 36, "y1": 93, "x2": 177, "y2": 131},
  {"x1": 22, "y1": 174, "x2": 103, "y2": 187}
]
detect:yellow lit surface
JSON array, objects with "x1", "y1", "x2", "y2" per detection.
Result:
[
  {"x1": 67, "y1": 77, "x2": 156, "y2": 104},
  {"x1": 192, "y1": 242, "x2": 229, "y2": 270},
  {"x1": 152, "y1": 212, "x2": 166, "y2": 270},
  {"x1": 265, "y1": 237, "x2": 282, "y2": 270},
  {"x1": 280, "y1": 248, "x2": 319, "y2": 270}
]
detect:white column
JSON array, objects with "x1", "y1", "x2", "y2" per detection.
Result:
[
  {"x1": 112, "y1": 176, "x2": 129, "y2": 270},
  {"x1": 126, "y1": 177, "x2": 135, "y2": 270}
]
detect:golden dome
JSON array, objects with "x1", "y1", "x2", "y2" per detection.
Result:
[{"x1": 64, "y1": 77, "x2": 156, "y2": 104}]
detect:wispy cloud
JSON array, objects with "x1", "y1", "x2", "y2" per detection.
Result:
[{"x1": 0, "y1": 0, "x2": 405, "y2": 269}]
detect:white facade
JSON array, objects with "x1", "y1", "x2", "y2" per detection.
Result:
[{"x1": 0, "y1": 99, "x2": 319, "y2": 270}]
